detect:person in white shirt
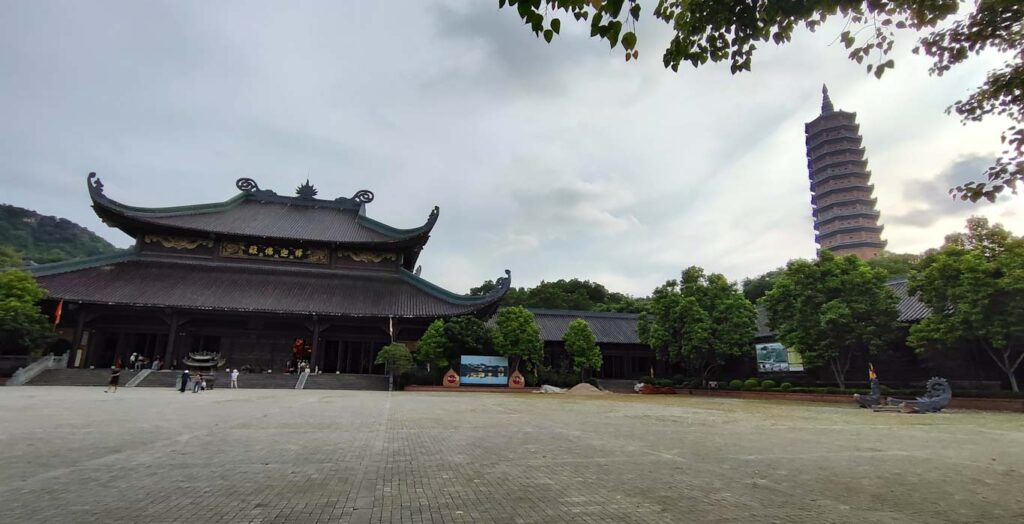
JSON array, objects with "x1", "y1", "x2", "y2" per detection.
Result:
[{"x1": 230, "y1": 369, "x2": 239, "y2": 389}]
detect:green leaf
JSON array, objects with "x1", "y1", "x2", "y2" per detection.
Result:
[
  {"x1": 607, "y1": 20, "x2": 622, "y2": 48},
  {"x1": 551, "y1": 18, "x2": 560, "y2": 34},
  {"x1": 621, "y1": 31, "x2": 637, "y2": 51},
  {"x1": 543, "y1": 29, "x2": 553, "y2": 43},
  {"x1": 630, "y1": 3, "x2": 641, "y2": 21}
]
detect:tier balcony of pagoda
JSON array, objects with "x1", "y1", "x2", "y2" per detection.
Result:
[
  {"x1": 808, "y1": 150, "x2": 866, "y2": 171},
  {"x1": 807, "y1": 139, "x2": 863, "y2": 161},
  {"x1": 815, "y1": 209, "x2": 881, "y2": 228},
  {"x1": 818, "y1": 239, "x2": 888, "y2": 252},
  {"x1": 814, "y1": 223, "x2": 884, "y2": 243},
  {"x1": 804, "y1": 110, "x2": 858, "y2": 135},
  {"x1": 810, "y1": 168, "x2": 872, "y2": 188},
  {"x1": 812, "y1": 196, "x2": 879, "y2": 218},
  {"x1": 805, "y1": 124, "x2": 861, "y2": 148},
  {"x1": 808, "y1": 159, "x2": 869, "y2": 181},
  {"x1": 811, "y1": 183, "x2": 874, "y2": 204}
]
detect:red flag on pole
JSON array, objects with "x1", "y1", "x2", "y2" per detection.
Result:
[{"x1": 53, "y1": 299, "x2": 64, "y2": 328}]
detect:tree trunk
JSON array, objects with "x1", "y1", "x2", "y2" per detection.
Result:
[
  {"x1": 829, "y1": 359, "x2": 845, "y2": 390},
  {"x1": 980, "y1": 340, "x2": 1022, "y2": 393}
]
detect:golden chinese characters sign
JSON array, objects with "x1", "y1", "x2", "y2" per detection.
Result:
[{"x1": 220, "y1": 242, "x2": 328, "y2": 264}]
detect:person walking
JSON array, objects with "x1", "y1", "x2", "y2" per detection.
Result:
[
  {"x1": 230, "y1": 369, "x2": 239, "y2": 389},
  {"x1": 105, "y1": 365, "x2": 122, "y2": 393},
  {"x1": 179, "y1": 369, "x2": 190, "y2": 393}
]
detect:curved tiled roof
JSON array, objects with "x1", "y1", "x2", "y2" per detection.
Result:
[
  {"x1": 86, "y1": 173, "x2": 438, "y2": 247},
  {"x1": 32, "y1": 254, "x2": 509, "y2": 318},
  {"x1": 526, "y1": 309, "x2": 643, "y2": 345}
]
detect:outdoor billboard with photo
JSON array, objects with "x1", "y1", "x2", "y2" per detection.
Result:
[
  {"x1": 459, "y1": 355, "x2": 509, "y2": 385},
  {"x1": 755, "y1": 342, "x2": 804, "y2": 372}
]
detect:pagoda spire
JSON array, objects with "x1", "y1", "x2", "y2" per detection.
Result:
[{"x1": 821, "y1": 84, "x2": 834, "y2": 114}]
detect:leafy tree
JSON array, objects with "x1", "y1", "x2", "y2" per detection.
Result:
[
  {"x1": 0, "y1": 270, "x2": 57, "y2": 357},
  {"x1": 563, "y1": 318, "x2": 602, "y2": 380},
  {"x1": 638, "y1": 266, "x2": 757, "y2": 384},
  {"x1": 375, "y1": 342, "x2": 415, "y2": 376},
  {"x1": 763, "y1": 252, "x2": 898, "y2": 389},
  {"x1": 442, "y1": 315, "x2": 492, "y2": 365},
  {"x1": 491, "y1": 306, "x2": 544, "y2": 373},
  {"x1": 0, "y1": 246, "x2": 23, "y2": 269},
  {"x1": 741, "y1": 267, "x2": 783, "y2": 303},
  {"x1": 470, "y1": 277, "x2": 645, "y2": 312},
  {"x1": 908, "y1": 217, "x2": 1024, "y2": 391},
  {"x1": 414, "y1": 319, "x2": 450, "y2": 371},
  {"x1": 866, "y1": 251, "x2": 921, "y2": 278},
  {"x1": 499, "y1": 1, "x2": 1023, "y2": 201}
]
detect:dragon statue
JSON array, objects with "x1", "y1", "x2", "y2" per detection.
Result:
[
  {"x1": 853, "y1": 365, "x2": 952, "y2": 413},
  {"x1": 887, "y1": 377, "x2": 952, "y2": 413}
]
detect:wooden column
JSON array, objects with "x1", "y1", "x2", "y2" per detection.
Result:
[
  {"x1": 164, "y1": 312, "x2": 179, "y2": 367},
  {"x1": 70, "y1": 307, "x2": 86, "y2": 369},
  {"x1": 309, "y1": 316, "x2": 321, "y2": 371}
]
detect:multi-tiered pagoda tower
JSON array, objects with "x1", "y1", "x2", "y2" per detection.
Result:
[{"x1": 805, "y1": 85, "x2": 886, "y2": 260}]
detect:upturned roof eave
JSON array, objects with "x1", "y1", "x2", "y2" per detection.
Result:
[{"x1": 86, "y1": 173, "x2": 438, "y2": 247}]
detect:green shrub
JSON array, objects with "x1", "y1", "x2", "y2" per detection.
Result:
[
  {"x1": 538, "y1": 369, "x2": 578, "y2": 388},
  {"x1": 638, "y1": 376, "x2": 657, "y2": 385},
  {"x1": 761, "y1": 380, "x2": 778, "y2": 389},
  {"x1": 654, "y1": 378, "x2": 674, "y2": 388},
  {"x1": 742, "y1": 378, "x2": 760, "y2": 390},
  {"x1": 728, "y1": 379, "x2": 744, "y2": 390},
  {"x1": 671, "y1": 374, "x2": 689, "y2": 386},
  {"x1": 780, "y1": 382, "x2": 793, "y2": 391}
]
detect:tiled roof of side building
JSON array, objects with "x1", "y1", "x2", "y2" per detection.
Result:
[
  {"x1": 30, "y1": 253, "x2": 510, "y2": 318},
  {"x1": 525, "y1": 309, "x2": 642, "y2": 345},
  {"x1": 86, "y1": 173, "x2": 439, "y2": 247},
  {"x1": 755, "y1": 277, "x2": 931, "y2": 338}
]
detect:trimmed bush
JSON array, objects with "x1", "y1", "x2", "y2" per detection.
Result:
[
  {"x1": 761, "y1": 380, "x2": 778, "y2": 390},
  {"x1": 728, "y1": 379, "x2": 743, "y2": 390},
  {"x1": 742, "y1": 378, "x2": 760, "y2": 390},
  {"x1": 638, "y1": 376, "x2": 657, "y2": 385},
  {"x1": 780, "y1": 382, "x2": 793, "y2": 391},
  {"x1": 654, "y1": 378, "x2": 674, "y2": 388}
]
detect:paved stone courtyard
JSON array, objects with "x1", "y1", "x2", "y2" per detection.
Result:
[{"x1": 1, "y1": 388, "x2": 1022, "y2": 523}]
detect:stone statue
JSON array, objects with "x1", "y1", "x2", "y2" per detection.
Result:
[
  {"x1": 853, "y1": 364, "x2": 882, "y2": 408},
  {"x1": 887, "y1": 377, "x2": 952, "y2": 413}
]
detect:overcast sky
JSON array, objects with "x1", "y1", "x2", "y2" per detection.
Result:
[{"x1": 2, "y1": 1, "x2": 1020, "y2": 296}]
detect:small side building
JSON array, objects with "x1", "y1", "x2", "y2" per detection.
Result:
[{"x1": 528, "y1": 309, "x2": 654, "y2": 379}]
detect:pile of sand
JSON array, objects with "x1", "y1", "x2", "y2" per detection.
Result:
[{"x1": 565, "y1": 383, "x2": 609, "y2": 396}]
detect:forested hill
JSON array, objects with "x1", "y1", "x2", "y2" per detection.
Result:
[{"x1": 0, "y1": 204, "x2": 119, "y2": 265}]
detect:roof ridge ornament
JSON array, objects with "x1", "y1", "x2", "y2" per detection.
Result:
[
  {"x1": 87, "y1": 172, "x2": 104, "y2": 194},
  {"x1": 345, "y1": 190, "x2": 374, "y2": 205},
  {"x1": 236, "y1": 178, "x2": 278, "y2": 197},
  {"x1": 822, "y1": 84, "x2": 835, "y2": 114},
  {"x1": 295, "y1": 179, "x2": 318, "y2": 199}
]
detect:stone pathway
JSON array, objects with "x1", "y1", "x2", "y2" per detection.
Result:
[{"x1": 0, "y1": 388, "x2": 1022, "y2": 523}]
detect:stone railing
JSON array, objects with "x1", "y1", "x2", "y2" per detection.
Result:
[{"x1": 7, "y1": 353, "x2": 69, "y2": 386}]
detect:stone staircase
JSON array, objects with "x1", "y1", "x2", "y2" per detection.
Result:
[
  {"x1": 135, "y1": 370, "x2": 186, "y2": 388},
  {"x1": 225, "y1": 373, "x2": 300, "y2": 389},
  {"x1": 26, "y1": 369, "x2": 387, "y2": 391},
  {"x1": 27, "y1": 368, "x2": 141, "y2": 386},
  {"x1": 303, "y1": 373, "x2": 389, "y2": 391}
]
